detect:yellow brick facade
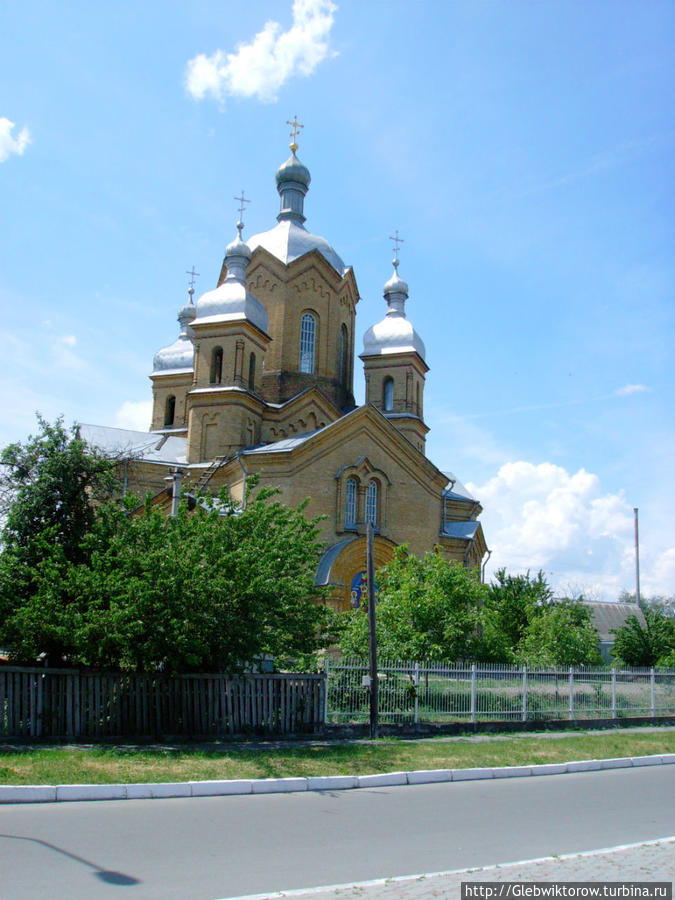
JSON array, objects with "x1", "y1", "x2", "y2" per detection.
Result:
[{"x1": 108, "y1": 145, "x2": 487, "y2": 611}]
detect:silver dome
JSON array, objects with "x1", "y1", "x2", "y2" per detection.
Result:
[
  {"x1": 275, "y1": 152, "x2": 311, "y2": 188},
  {"x1": 361, "y1": 263, "x2": 426, "y2": 360},
  {"x1": 152, "y1": 300, "x2": 195, "y2": 374},
  {"x1": 247, "y1": 219, "x2": 347, "y2": 276},
  {"x1": 195, "y1": 226, "x2": 269, "y2": 334}
]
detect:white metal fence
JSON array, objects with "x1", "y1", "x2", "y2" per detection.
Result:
[{"x1": 325, "y1": 660, "x2": 675, "y2": 724}]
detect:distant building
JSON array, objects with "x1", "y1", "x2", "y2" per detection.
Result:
[
  {"x1": 81, "y1": 133, "x2": 487, "y2": 610},
  {"x1": 584, "y1": 600, "x2": 647, "y2": 661}
]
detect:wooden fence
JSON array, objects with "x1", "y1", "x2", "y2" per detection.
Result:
[{"x1": 0, "y1": 667, "x2": 326, "y2": 739}]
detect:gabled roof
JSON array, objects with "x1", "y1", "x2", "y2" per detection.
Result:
[
  {"x1": 242, "y1": 403, "x2": 448, "y2": 489},
  {"x1": 583, "y1": 601, "x2": 647, "y2": 643}
]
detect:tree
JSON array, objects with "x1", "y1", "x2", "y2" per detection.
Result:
[
  {"x1": 480, "y1": 569, "x2": 553, "y2": 663},
  {"x1": 515, "y1": 601, "x2": 602, "y2": 667},
  {"x1": 336, "y1": 548, "x2": 487, "y2": 661},
  {"x1": 0, "y1": 416, "x2": 117, "y2": 664},
  {"x1": 611, "y1": 609, "x2": 675, "y2": 668},
  {"x1": 618, "y1": 590, "x2": 675, "y2": 619},
  {"x1": 66, "y1": 486, "x2": 327, "y2": 673}
]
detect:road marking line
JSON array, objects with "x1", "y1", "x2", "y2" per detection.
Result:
[{"x1": 216, "y1": 836, "x2": 675, "y2": 900}]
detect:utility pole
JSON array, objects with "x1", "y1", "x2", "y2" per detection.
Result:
[
  {"x1": 366, "y1": 521, "x2": 378, "y2": 739},
  {"x1": 634, "y1": 507, "x2": 641, "y2": 610}
]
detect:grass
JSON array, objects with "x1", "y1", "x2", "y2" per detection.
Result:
[{"x1": 0, "y1": 730, "x2": 673, "y2": 785}]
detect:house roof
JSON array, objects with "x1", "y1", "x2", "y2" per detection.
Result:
[{"x1": 583, "y1": 601, "x2": 646, "y2": 643}]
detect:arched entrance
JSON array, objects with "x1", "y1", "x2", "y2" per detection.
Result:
[{"x1": 314, "y1": 535, "x2": 398, "y2": 612}]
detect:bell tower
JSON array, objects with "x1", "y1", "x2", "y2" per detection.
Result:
[{"x1": 360, "y1": 238, "x2": 429, "y2": 454}]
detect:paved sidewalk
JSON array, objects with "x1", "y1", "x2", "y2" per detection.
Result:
[{"x1": 236, "y1": 839, "x2": 675, "y2": 900}]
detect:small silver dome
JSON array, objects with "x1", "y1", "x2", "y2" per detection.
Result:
[
  {"x1": 360, "y1": 262, "x2": 426, "y2": 360},
  {"x1": 275, "y1": 152, "x2": 311, "y2": 188},
  {"x1": 194, "y1": 224, "x2": 269, "y2": 334},
  {"x1": 152, "y1": 297, "x2": 195, "y2": 374}
]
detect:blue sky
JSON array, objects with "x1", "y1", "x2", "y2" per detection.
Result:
[{"x1": 2, "y1": 0, "x2": 673, "y2": 600}]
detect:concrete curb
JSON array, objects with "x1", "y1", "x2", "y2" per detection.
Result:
[{"x1": 1, "y1": 754, "x2": 673, "y2": 804}]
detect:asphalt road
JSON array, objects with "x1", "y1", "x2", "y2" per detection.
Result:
[{"x1": 1, "y1": 767, "x2": 673, "y2": 900}]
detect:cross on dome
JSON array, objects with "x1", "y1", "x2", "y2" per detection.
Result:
[
  {"x1": 185, "y1": 265, "x2": 200, "y2": 301},
  {"x1": 389, "y1": 229, "x2": 404, "y2": 269},
  {"x1": 233, "y1": 190, "x2": 251, "y2": 235},
  {"x1": 286, "y1": 115, "x2": 304, "y2": 153}
]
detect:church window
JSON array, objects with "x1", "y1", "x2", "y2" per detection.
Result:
[
  {"x1": 339, "y1": 324, "x2": 348, "y2": 385},
  {"x1": 164, "y1": 395, "x2": 176, "y2": 427},
  {"x1": 365, "y1": 480, "x2": 378, "y2": 527},
  {"x1": 210, "y1": 347, "x2": 223, "y2": 384},
  {"x1": 416, "y1": 382, "x2": 420, "y2": 415},
  {"x1": 383, "y1": 377, "x2": 394, "y2": 411},
  {"x1": 248, "y1": 352, "x2": 256, "y2": 391},
  {"x1": 345, "y1": 478, "x2": 357, "y2": 528},
  {"x1": 299, "y1": 313, "x2": 316, "y2": 374}
]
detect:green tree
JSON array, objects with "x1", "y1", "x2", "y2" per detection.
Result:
[
  {"x1": 515, "y1": 601, "x2": 602, "y2": 666},
  {"x1": 336, "y1": 548, "x2": 487, "y2": 661},
  {"x1": 67, "y1": 486, "x2": 327, "y2": 673},
  {"x1": 480, "y1": 569, "x2": 553, "y2": 663},
  {"x1": 0, "y1": 417, "x2": 117, "y2": 664},
  {"x1": 611, "y1": 609, "x2": 675, "y2": 668}
]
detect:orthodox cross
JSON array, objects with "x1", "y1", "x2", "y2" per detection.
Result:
[
  {"x1": 234, "y1": 190, "x2": 251, "y2": 230},
  {"x1": 186, "y1": 266, "x2": 200, "y2": 300},
  {"x1": 286, "y1": 115, "x2": 304, "y2": 152},
  {"x1": 389, "y1": 230, "x2": 404, "y2": 268}
]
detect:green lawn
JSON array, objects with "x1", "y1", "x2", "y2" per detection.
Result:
[{"x1": 0, "y1": 730, "x2": 673, "y2": 785}]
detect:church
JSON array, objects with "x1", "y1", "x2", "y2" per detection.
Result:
[{"x1": 81, "y1": 126, "x2": 487, "y2": 611}]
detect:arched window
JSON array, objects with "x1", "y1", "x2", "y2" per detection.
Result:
[
  {"x1": 164, "y1": 395, "x2": 176, "y2": 427},
  {"x1": 416, "y1": 382, "x2": 421, "y2": 415},
  {"x1": 299, "y1": 313, "x2": 316, "y2": 374},
  {"x1": 365, "y1": 480, "x2": 378, "y2": 527},
  {"x1": 383, "y1": 377, "x2": 394, "y2": 412},
  {"x1": 338, "y1": 324, "x2": 348, "y2": 385},
  {"x1": 248, "y1": 352, "x2": 256, "y2": 392},
  {"x1": 210, "y1": 347, "x2": 223, "y2": 384},
  {"x1": 345, "y1": 478, "x2": 357, "y2": 528}
]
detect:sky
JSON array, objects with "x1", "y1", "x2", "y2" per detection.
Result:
[{"x1": 1, "y1": 0, "x2": 673, "y2": 601}]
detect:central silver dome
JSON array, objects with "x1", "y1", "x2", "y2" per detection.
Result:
[{"x1": 247, "y1": 220, "x2": 347, "y2": 275}]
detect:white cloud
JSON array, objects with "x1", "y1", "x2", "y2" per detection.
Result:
[
  {"x1": 186, "y1": 0, "x2": 337, "y2": 103},
  {"x1": 614, "y1": 384, "x2": 649, "y2": 397},
  {"x1": 52, "y1": 334, "x2": 86, "y2": 371},
  {"x1": 114, "y1": 401, "x2": 152, "y2": 432},
  {"x1": 0, "y1": 117, "x2": 30, "y2": 162},
  {"x1": 468, "y1": 461, "x2": 638, "y2": 599}
]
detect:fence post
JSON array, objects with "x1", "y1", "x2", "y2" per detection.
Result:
[
  {"x1": 470, "y1": 664, "x2": 477, "y2": 724},
  {"x1": 611, "y1": 668, "x2": 617, "y2": 719},
  {"x1": 323, "y1": 658, "x2": 330, "y2": 725},
  {"x1": 414, "y1": 663, "x2": 420, "y2": 725},
  {"x1": 650, "y1": 668, "x2": 656, "y2": 717},
  {"x1": 569, "y1": 667, "x2": 574, "y2": 721},
  {"x1": 522, "y1": 666, "x2": 528, "y2": 722}
]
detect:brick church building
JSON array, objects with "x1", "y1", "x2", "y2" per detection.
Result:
[{"x1": 82, "y1": 129, "x2": 487, "y2": 610}]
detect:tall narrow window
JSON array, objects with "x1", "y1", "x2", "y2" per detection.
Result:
[
  {"x1": 416, "y1": 382, "x2": 421, "y2": 415},
  {"x1": 339, "y1": 324, "x2": 348, "y2": 385},
  {"x1": 210, "y1": 347, "x2": 223, "y2": 383},
  {"x1": 383, "y1": 377, "x2": 394, "y2": 411},
  {"x1": 365, "y1": 480, "x2": 378, "y2": 526},
  {"x1": 248, "y1": 352, "x2": 256, "y2": 392},
  {"x1": 299, "y1": 313, "x2": 316, "y2": 374},
  {"x1": 164, "y1": 395, "x2": 176, "y2": 427},
  {"x1": 345, "y1": 478, "x2": 357, "y2": 528}
]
